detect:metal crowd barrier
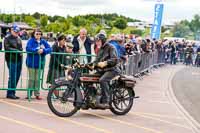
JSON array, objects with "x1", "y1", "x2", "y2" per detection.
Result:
[
  {"x1": 0, "y1": 50, "x2": 165, "y2": 100},
  {"x1": 125, "y1": 50, "x2": 165, "y2": 76},
  {"x1": 0, "y1": 50, "x2": 93, "y2": 100}
]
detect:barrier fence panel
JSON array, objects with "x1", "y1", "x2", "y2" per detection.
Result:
[
  {"x1": 0, "y1": 49, "x2": 166, "y2": 99},
  {"x1": 0, "y1": 50, "x2": 43, "y2": 100},
  {"x1": 0, "y1": 50, "x2": 93, "y2": 100},
  {"x1": 124, "y1": 51, "x2": 166, "y2": 76},
  {"x1": 41, "y1": 52, "x2": 95, "y2": 90}
]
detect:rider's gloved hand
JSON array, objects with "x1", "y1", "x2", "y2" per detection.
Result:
[
  {"x1": 87, "y1": 64, "x2": 94, "y2": 70},
  {"x1": 97, "y1": 61, "x2": 107, "y2": 68}
]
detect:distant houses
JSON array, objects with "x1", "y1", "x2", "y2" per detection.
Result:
[
  {"x1": 0, "y1": 21, "x2": 32, "y2": 36},
  {"x1": 127, "y1": 21, "x2": 174, "y2": 30}
]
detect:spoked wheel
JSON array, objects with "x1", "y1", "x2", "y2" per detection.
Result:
[
  {"x1": 47, "y1": 84, "x2": 79, "y2": 117},
  {"x1": 110, "y1": 87, "x2": 134, "y2": 115}
]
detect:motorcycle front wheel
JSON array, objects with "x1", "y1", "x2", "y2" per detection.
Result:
[{"x1": 47, "y1": 84, "x2": 79, "y2": 117}]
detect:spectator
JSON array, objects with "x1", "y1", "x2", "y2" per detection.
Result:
[
  {"x1": 135, "y1": 36, "x2": 143, "y2": 53},
  {"x1": 72, "y1": 28, "x2": 92, "y2": 63},
  {"x1": 46, "y1": 34, "x2": 67, "y2": 86},
  {"x1": 170, "y1": 42, "x2": 178, "y2": 65},
  {"x1": 164, "y1": 41, "x2": 172, "y2": 63},
  {"x1": 4, "y1": 25, "x2": 23, "y2": 99},
  {"x1": 26, "y1": 28, "x2": 51, "y2": 100},
  {"x1": 177, "y1": 41, "x2": 185, "y2": 62},
  {"x1": 108, "y1": 34, "x2": 122, "y2": 59},
  {"x1": 0, "y1": 34, "x2": 2, "y2": 50},
  {"x1": 125, "y1": 40, "x2": 136, "y2": 55}
]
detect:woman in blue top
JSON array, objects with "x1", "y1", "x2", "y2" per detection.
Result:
[{"x1": 26, "y1": 29, "x2": 51, "y2": 100}]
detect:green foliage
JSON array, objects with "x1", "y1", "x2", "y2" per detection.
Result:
[
  {"x1": 24, "y1": 15, "x2": 36, "y2": 27},
  {"x1": 0, "y1": 12, "x2": 142, "y2": 35},
  {"x1": 4, "y1": 14, "x2": 13, "y2": 23},
  {"x1": 72, "y1": 16, "x2": 86, "y2": 27},
  {"x1": 190, "y1": 14, "x2": 200, "y2": 33},
  {"x1": 40, "y1": 15, "x2": 48, "y2": 28},
  {"x1": 110, "y1": 27, "x2": 121, "y2": 34},
  {"x1": 130, "y1": 29, "x2": 143, "y2": 36},
  {"x1": 60, "y1": 19, "x2": 70, "y2": 31},
  {"x1": 46, "y1": 22, "x2": 61, "y2": 33},
  {"x1": 172, "y1": 22, "x2": 191, "y2": 38},
  {"x1": 171, "y1": 15, "x2": 200, "y2": 39},
  {"x1": 113, "y1": 18, "x2": 127, "y2": 30},
  {"x1": 32, "y1": 12, "x2": 40, "y2": 19}
]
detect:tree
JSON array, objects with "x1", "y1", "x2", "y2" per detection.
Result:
[
  {"x1": 60, "y1": 19, "x2": 70, "y2": 32},
  {"x1": 130, "y1": 29, "x2": 143, "y2": 36},
  {"x1": 32, "y1": 12, "x2": 40, "y2": 19},
  {"x1": 4, "y1": 14, "x2": 13, "y2": 23},
  {"x1": 72, "y1": 16, "x2": 86, "y2": 27},
  {"x1": 46, "y1": 22, "x2": 61, "y2": 33},
  {"x1": 113, "y1": 18, "x2": 127, "y2": 30},
  {"x1": 190, "y1": 14, "x2": 200, "y2": 33},
  {"x1": 40, "y1": 15, "x2": 48, "y2": 28},
  {"x1": 172, "y1": 22, "x2": 191, "y2": 38},
  {"x1": 24, "y1": 16, "x2": 36, "y2": 27}
]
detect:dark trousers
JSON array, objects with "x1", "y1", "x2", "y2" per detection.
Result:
[
  {"x1": 171, "y1": 53, "x2": 176, "y2": 65},
  {"x1": 99, "y1": 71, "x2": 118, "y2": 103},
  {"x1": 7, "y1": 61, "x2": 22, "y2": 96},
  {"x1": 0, "y1": 42, "x2": 2, "y2": 50}
]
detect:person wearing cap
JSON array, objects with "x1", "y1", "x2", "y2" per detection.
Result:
[
  {"x1": 4, "y1": 25, "x2": 23, "y2": 99},
  {"x1": 66, "y1": 42, "x2": 74, "y2": 53},
  {"x1": 47, "y1": 34, "x2": 69, "y2": 85},
  {"x1": 184, "y1": 43, "x2": 194, "y2": 65},
  {"x1": 90, "y1": 33, "x2": 120, "y2": 108},
  {"x1": 26, "y1": 28, "x2": 51, "y2": 100}
]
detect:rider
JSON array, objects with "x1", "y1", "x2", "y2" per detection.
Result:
[
  {"x1": 91, "y1": 33, "x2": 121, "y2": 108},
  {"x1": 185, "y1": 43, "x2": 194, "y2": 64},
  {"x1": 195, "y1": 45, "x2": 200, "y2": 66}
]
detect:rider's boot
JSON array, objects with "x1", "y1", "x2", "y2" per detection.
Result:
[{"x1": 97, "y1": 95, "x2": 110, "y2": 109}]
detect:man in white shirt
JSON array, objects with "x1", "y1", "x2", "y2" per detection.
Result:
[{"x1": 72, "y1": 28, "x2": 92, "y2": 63}]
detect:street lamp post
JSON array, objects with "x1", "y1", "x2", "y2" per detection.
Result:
[{"x1": 13, "y1": 0, "x2": 16, "y2": 22}]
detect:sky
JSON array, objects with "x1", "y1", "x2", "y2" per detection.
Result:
[{"x1": 0, "y1": 0, "x2": 200, "y2": 24}]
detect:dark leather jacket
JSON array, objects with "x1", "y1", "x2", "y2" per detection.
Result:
[
  {"x1": 4, "y1": 34, "x2": 23, "y2": 63},
  {"x1": 94, "y1": 42, "x2": 121, "y2": 73}
]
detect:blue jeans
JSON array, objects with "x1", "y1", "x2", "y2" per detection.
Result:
[{"x1": 7, "y1": 61, "x2": 22, "y2": 96}]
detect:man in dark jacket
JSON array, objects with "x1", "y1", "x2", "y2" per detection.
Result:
[
  {"x1": 170, "y1": 42, "x2": 178, "y2": 65},
  {"x1": 72, "y1": 28, "x2": 92, "y2": 63},
  {"x1": 92, "y1": 33, "x2": 121, "y2": 108},
  {"x1": 4, "y1": 25, "x2": 23, "y2": 99},
  {"x1": 0, "y1": 34, "x2": 2, "y2": 50}
]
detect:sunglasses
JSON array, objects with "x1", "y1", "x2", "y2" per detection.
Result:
[
  {"x1": 14, "y1": 31, "x2": 19, "y2": 34},
  {"x1": 35, "y1": 33, "x2": 42, "y2": 36}
]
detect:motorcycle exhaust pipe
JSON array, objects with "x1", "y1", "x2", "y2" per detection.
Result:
[{"x1": 134, "y1": 96, "x2": 140, "y2": 99}]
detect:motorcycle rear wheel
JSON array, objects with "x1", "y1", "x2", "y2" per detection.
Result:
[{"x1": 110, "y1": 87, "x2": 134, "y2": 115}]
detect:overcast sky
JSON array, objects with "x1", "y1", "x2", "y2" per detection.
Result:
[{"x1": 0, "y1": 0, "x2": 200, "y2": 24}]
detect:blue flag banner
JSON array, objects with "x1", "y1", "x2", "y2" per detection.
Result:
[{"x1": 151, "y1": 3, "x2": 164, "y2": 39}]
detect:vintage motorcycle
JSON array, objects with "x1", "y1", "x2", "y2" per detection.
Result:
[
  {"x1": 185, "y1": 51, "x2": 193, "y2": 65},
  {"x1": 47, "y1": 59, "x2": 137, "y2": 117}
]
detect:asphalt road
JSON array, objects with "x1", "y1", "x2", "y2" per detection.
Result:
[
  {"x1": 0, "y1": 40, "x2": 198, "y2": 133},
  {"x1": 172, "y1": 66, "x2": 200, "y2": 128},
  {"x1": 0, "y1": 64, "x2": 196, "y2": 133}
]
